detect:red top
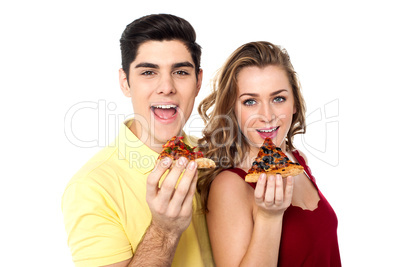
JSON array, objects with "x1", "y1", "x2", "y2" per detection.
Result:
[{"x1": 227, "y1": 150, "x2": 341, "y2": 266}]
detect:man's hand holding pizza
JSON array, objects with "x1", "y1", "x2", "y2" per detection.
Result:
[{"x1": 147, "y1": 156, "x2": 198, "y2": 237}]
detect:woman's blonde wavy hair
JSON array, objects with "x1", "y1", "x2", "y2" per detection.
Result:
[{"x1": 197, "y1": 41, "x2": 306, "y2": 213}]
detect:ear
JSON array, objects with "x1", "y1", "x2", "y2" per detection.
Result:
[
  {"x1": 119, "y1": 68, "x2": 131, "y2": 97},
  {"x1": 195, "y1": 68, "x2": 203, "y2": 97}
]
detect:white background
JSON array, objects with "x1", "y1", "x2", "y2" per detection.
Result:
[{"x1": 1, "y1": 0, "x2": 401, "y2": 266}]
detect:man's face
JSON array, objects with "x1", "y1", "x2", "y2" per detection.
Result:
[{"x1": 119, "y1": 40, "x2": 202, "y2": 152}]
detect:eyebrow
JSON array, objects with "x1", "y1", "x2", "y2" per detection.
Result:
[
  {"x1": 239, "y1": 89, "x2": 289, "y2": 98},
  {"x1": 134, "y1": 61, "x2": 194, "y2": 69},
  {"x1": 173, "y1": 61, "x2": 194, "y2": 69},
  {"x1": 135, "y1": 62, "x2": 159, "y2": 69}
]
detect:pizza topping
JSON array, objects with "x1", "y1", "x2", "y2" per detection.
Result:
[
  {"x1": 262, "y1": 147, "x2": 273, "y2": 154},
  {"x1": 273, "y1": 152, "x2": 281, "y2": 158},
  {"x1": 158, "y1": 136, "x2": 204, "y2": 161},
  {"x1": 247, "y1": 137, "x2": 303, "y2": 175},
  {"x1": 263, "y1": 156, "x2": 274, "y2": 164},
  {"x1": 156, "y1": 136, "x2": 216, "y2": 169}
]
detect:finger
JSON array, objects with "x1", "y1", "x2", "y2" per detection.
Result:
[
  {"x1": 178, "y1": 166, "x2": 198, "y2": 217},
  {"x1": 147, "y1": 157, "x2": 172, "y2": 199},
  {"x1": 264, "y1": 175, "x2": 276, "y2": 206},
  {"x1": 159, "y1": 157, "x2": 188, "y2": 199},
  {"x1": 254, "y1": 173, "x2": 267, "y2": 205},
  {"x1": 283, "y1": 176, "x2": 294, "y2": 206},
  {"x1": 273, "y1": 174, "x2": 284, "y2": 205},
  {"x1": 169, "y1": 161, "x2": 197, "y2": 208}
]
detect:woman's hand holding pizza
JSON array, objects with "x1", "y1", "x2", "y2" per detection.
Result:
[{"x1": 254, "y1": 173, "x2": 294, "y2": 217}]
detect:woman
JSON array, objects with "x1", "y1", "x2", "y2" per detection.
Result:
[{"x1": 197, "y1": 41, "x2": 341, "y2": 266}]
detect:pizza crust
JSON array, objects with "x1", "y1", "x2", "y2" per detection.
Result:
[
  {"x1": 165, "y1": 157, "x2": 216, "y2": 169},
  {"x1": 195, "y1": 158, "x2": 216, "y2": 169},
  {"x1": 245, "y1": 164, "x2": 304, "y2": 183}
]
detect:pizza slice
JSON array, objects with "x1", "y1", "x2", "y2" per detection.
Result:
[
  {"x1": 158, "y1": 136, "x2": 216, "y2": 169},
  {"x1": 245, "y1": 137, "x2": 304, "y2": 182}
]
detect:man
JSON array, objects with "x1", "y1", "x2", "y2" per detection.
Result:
[{"x1": 62, "y1": 14, "x2": 214, "y2": 266}]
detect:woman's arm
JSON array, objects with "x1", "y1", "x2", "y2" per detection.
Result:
[{"x1": 207, "y1": 171, "x2": 293, "y2": 267}]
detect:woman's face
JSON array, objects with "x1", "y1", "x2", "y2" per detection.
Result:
[{"x1": 234, "y1": 65, "x2": 296, "y2": 154}]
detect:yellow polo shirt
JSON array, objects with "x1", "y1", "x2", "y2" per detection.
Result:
[{"x1": 62, "y1": 119, "x2": 214, "y2": 267}]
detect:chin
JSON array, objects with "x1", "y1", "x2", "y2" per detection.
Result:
[
  {"x1": 154, "y1": 123, "x2": 182, "y2": 143},
  {"x1": 273, "y1": 137, "x2": 287, "y2": 150}
]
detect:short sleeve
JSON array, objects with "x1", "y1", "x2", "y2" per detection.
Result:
[{"x1": 62, "y1": 181, "x2": 133, "y2": 266}]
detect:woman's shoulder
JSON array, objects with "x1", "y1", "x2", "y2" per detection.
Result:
[
  {"x1": 211, "y1": 169, "x2": 252, "y2": 195},
  {"x1": 208, "y1": 168, "x2": 254, "y2": 211},
  {"x1": 214, "y1": 168, "x2": 247, "y2": 184}
]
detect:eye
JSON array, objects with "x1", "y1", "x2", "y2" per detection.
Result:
[
  {"x1": 141, "y1": 70, "x2": 155, "y2": 76},
  {"x1": 243, "y1": 99, "x2": 257, "y2": 106},
  {"x1": 174, "y1": 70, "x2": 190, "y2": 76},
  {"x1": 273, "y1": 96, "x2": 286, "y2": 103}
]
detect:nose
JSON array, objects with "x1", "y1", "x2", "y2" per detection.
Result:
[
  {"x1": 156, "y1": 74, "x2": 176, "y2": 95},
  {"x1": 258, "y1": 104, "x2": 275, "y2": 123}
]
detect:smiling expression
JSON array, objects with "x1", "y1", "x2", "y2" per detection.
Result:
[
  {"x1": 234, "y1": 65, "x2": 296, "y2": 155},
  {"x1": 119, "y1": 40, "x2": 203, "y2": 152}
]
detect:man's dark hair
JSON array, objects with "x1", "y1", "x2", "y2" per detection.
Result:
[{"x1": 120, "y1": 14, "x2": 202, "y2": 84}]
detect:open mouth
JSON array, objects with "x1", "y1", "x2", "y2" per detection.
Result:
[
  {"x1": 256, "y1": 126, "x2": 279, "y2": 133},
  {"x1": 256, "y1": 126, "x2": 279, "y2": 139},
  {"x1": 151, "y1": 104, "x2": 178, "y2": 119}
]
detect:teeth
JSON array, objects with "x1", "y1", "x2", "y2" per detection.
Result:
[
  {"x1": 257, "y1": 127, "x2": 278, "y2": 133},
  {"x1": 153, "y1": 105, "x2": 177, "y2": 109}
]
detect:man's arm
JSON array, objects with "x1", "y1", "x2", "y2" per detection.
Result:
[
  {"x1": 104, "y1": 157, "x2": 198, "y2": 267},
  {"x1": 102, "y1": 223, "x2": 180, "y2": 267}
]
